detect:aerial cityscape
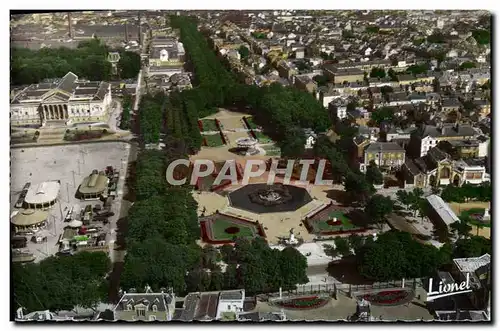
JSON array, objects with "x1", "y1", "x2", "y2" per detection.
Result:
[{"x1": 10, "y1": 9, "x2": 491, "y2": 322}]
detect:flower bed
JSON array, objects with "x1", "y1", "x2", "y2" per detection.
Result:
[
  {"x1": 361, "y1": 290, "x2": 414, "y2": 306},
  {"x1": 204, "y1": 133, "x2": 225, "y2": 147},
  {"x1": 243, "y1": 116, "x2": 258, "y2": 130},
  {"x1": 200, "y1": 119, "x2": 218, "y2": 132},
  {"x1": 274, "y1": 296, "x2": 329, "y2": 310},
  {"x1": 64, "y1": 130, "x2": 109, "y2": 141},
  {"x1": 198, "y1": 120, "x2": 204, "y2": 131}
]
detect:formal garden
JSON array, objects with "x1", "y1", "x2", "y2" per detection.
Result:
[
  {"x1": 200, "y1": 213, "x2": 266, "y2": 244},
  {"x1": 271, "y1": 295, "x2": 330, "y2": 310},
  {"x1": 304, "y1": 204, "x2": 366, "y2": 236}
]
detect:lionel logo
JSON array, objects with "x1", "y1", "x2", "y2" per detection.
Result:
[{"x1": 426, "y1": 273, "x2": 472, "y2": 301}]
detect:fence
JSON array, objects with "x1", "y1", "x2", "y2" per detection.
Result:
[{"x1": 260, "y1": 279, "x2": 424, "y2": 300}]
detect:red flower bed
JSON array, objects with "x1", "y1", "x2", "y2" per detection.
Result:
[
  {"x1": 225, "y1": 226, "x2": 240, "y2": 234},
  {"x1": 326, "y1": 219, "x2": 343, "y2": 226},
  {"x1": 219, "y1": 132, "x2": 227, "y2": 145},
  {"x1": 198, "y1": 120, "x2": 204, "y2": 131},
  {"x1": 275, "y1": 296, "x2": 329, "y2": 310},
  {"x1": 362, "y1": 290, "x2": 413, "y2": 306}
]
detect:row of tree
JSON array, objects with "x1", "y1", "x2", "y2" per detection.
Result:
[
  {"x1": 441, "y1": 182, "x2": 491, "y2": 203},
  {"x1": 13, "y1": 251, "x2": 111, "y2": 312},
  {"x1": 119, "y1": 94, "x2": 133, "y2": 130},
  {"x1": 137, "y1": 93, "x2": 165, "y2": 144},
  {"x1": 11, "y1": 38, "x2": 140, "y2": 85}
]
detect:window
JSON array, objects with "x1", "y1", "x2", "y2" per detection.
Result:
[
  {"x1": 227, "y1": 305, "x2": 231, "y2": 310},
  {"x1": 127, "y1": 304, "x2": 133, "y2": 310},
  {"x1": 152, "y1": 305, "x2": 158, "y2": 312}
]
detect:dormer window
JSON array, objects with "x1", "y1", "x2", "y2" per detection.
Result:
[
  {"x1": 127, "y1": 304, "x2": 133, "y2": 310},
  {"x1": 152, "y1": 305, "x2": 158, "y2": 312}
]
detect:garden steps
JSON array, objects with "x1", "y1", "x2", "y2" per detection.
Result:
[
  {"x1": 300, "y1": 200, "x2": 327, "y2": 218},
  {"x1": 220, "y1": 206, "x2": 258, "y2": 222}
]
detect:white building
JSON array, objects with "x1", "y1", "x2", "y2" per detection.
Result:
[
  {"x1": 10, "y1": 72, "x2": 112, "y2": 127},
  {"x1": 303, "y1": 129, "x2": 318, "y2": 149},
  {"x1": 419, "y1": 135, "x2": 438, "y2": 157},
  {"x1": 216, "y1": 290, "x2": 245, "y2": 320}
]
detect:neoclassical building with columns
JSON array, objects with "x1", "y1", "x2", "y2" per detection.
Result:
[{"x1": 10, "y1": 72, "x2": 112, "y2": 127}]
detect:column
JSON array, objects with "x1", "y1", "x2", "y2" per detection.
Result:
[
  {"x1": 64, "y1": 105, "x2": 69, "y2": 119},
  {"x1": 48, "y1": 105, "x2": 53, "y2": 119}
]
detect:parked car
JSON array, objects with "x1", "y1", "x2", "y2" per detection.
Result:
[
  {"x1": 95, "y1": 211, "x2": 115, "y2": 218},
  {"x1": 12, "y1": 237, "x2": 27, "y2": 249}
]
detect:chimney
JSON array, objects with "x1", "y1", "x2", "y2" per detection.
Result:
[{"x1": 68, "y1": 12, "x2": 74, "y2": 38}]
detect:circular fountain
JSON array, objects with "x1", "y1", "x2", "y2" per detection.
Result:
[
  {"x1": 235, "y1": 137, "x2": 259, "y2": 156},
  {"x1": 249, "y1": 184, "x2": 293, "y2": 206}
]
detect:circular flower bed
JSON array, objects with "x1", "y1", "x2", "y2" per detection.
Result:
[
  {"x1": 327, "y1": 219, "x2": 343, "y2": 226},
  {"x1": 361, "y1": 290, "x2": 414, "y2": 306},
  {"x1": 274, "y1": 296, "x2": 329, "y2": 310},
  {"x1": 225, "y1": 226, "x2": 241, "y2": 234}
]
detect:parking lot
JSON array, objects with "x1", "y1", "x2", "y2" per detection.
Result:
[{"x1": 10, "y1": 141, "x2": 131, "y2": 263}]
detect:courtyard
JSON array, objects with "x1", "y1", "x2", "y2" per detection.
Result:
[
  {"x1": 10, "y1": 141, "x2": 131, "y2": 262},
  {"x1": 304, "y1": 204, "x2": 368, "y2": 236},
  {"x1": 200, "y1": 213, "x2": 266, "y2": 245}
]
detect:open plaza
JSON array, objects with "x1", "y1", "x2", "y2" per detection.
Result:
[{"x1": 10, "y1": 141, "x2": 131, "y2": 263}]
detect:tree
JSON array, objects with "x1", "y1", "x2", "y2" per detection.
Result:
[
  {"x1": 357, "y1": 230, "x2": 444, "y2": 281},
  {"x1": 370, "y1": 67, "x2": 386, "y2": 79},
  {"x1": 323, "y1": 244, "x2": 339, "y2": 260},
  {"x1": 313, "y1": 74, "x2": 329, "y2": 86},
  {"x1": 344, "y1": 171, "x2": 375, "y2": 205},
  {"x1": 365, "y1": 161, "x2": 384, "y2": 186},
  {"x1": 348, "y1": 234, "x2": 364, "y2": 253},
  {"x1": 334, "y1": 237, "x2": 351, "y2": 257},
  {"x1": 238, "y1": 46, "x2": 250, "y2": 60},
  {"x1": 279, "y1": 129, "x2": 306, "y2": 158},
  {"x1": 453, "y1": 236, "x2": 491, "y2": 258},
  {"x1": 459, "y1": 61, "x2": 477, "y2": 70},
  {"x1": 370, "y1": 107, "x2": 394, "y2": 125},
  {"x1": 450, "y1": 219, "x2": 472, "y2": 239},
  {"x1": 365, "y1": 194, "x2": 394, "y2": 229},
  {"x1": 13, "y1": 252, "x2": 110, "y2": 312},
  {"x1": 396, "y1": 190, "x2": 411, "y2": 209}
]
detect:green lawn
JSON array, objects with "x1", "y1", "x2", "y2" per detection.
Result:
[
  {"x1": 460, "y1": 208, "x2": 491, "y2": 228},
  {"x1": 211, "y1": 218, "x2": 258, "y2": 240},
  {"x1": 315, "y1": 211, "x2": 358, "y2": 231},
  {"x1": 263, "y1": 144, "x2": 281, "y2": 156},
  {"x1": 204, "y1": 134, "x2": 225, "y2": 147},
  {"x1": 254, "y1": 131, "x2": 274, "y2": 144},
  {"x1": 200, "y1": 119, "x2": 218, "y2": 132},
  {"x1": 245, "y1": 117, "x2": 259, "y2": 130}
]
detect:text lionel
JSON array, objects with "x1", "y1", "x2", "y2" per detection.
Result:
[{"x1": 426, "y1": 273, "x2": 472, "y2": 301}]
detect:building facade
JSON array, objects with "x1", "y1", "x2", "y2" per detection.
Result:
[{"x1": 10, "y1": 72, "x2": 112, "y2": 127}]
